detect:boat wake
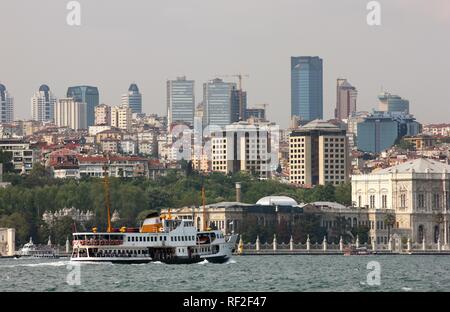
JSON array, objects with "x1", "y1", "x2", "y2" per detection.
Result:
[
  {"x1": 224, "y1": 259, "x2": 237, "y2": 265},
  {"x1": 197, "y1": 259, "x2": 210, "y2": 265},
  {"x1": 1, "y1": 260, "x2": 70, "y2": 268}
]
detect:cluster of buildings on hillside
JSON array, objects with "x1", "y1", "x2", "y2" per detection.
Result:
[{"x1": 1, "y1": 55, "x2": 450, "y2": 247}]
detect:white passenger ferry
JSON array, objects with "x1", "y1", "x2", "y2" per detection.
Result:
[{"x1": 70, "y1": 212, "x2": 238, "y2": 264}]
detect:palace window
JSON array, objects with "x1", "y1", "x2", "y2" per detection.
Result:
[
  {"x1": 369, "y1": 195, "x2": 376, "y2": 209},
  {"x1": 400, "y1": 194, "x2": 407, "y2": 208},
  {"x1": 382, "y1": 195, "x2": 387, "y2": 209},
  {"x1": 418, "y1": 194, "x2": 425, "y2": 209},
  {"x1": 432, "y1": 194, "x2": 441, "y2": 209}
]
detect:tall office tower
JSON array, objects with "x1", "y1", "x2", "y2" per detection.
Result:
[
  {"x1": 335, "y1": 79, "x2": 357, "y2": 120},
  {"x1": 31, "y1": 85, "x2": 57, "y2": 123},
  {"x1": 122, "y1": 83, "x2": 142, "y2": 114},
  {"x1": 167, "y1": 77, "x2": 195, "y2": 127},
  {"x1": 378, "y1": 92, "x2": 410, "y2": 114},
  {"x1": 230, "y1": 87, "x2": 247, "y2": 123},
  {"x1": 291, "y1": 56, "x2": 323, "y2": 122},
  {"x1": 111, "y1": 105, "x2": 132, "y2": 131},
  {"x1": 204, "y1": 78, "x2": 236, "y2": 128},
  {"x1": 95, "y1": 104, "x2": 111, "y2": 126},
  {"x1": 67, "y1": 86, "x2": 99, "y2": 127},
  {"x1": 55, "y1": 98, "x2": 87, "y2": 130},
  {"x1": 211, "y1": 122, "x2": 271, "y2": 180},
  {"x1": 0, "y1": 84, "x2": 14, "y2": 123},
  {"x1": 289, "y1": 120, "x2": 349, "y2": 186}
]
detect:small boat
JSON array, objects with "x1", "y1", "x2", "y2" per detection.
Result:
[
  {"x1": 344, "y1": 246, "x2": 372, "y2": 256},
  {"x1": 17, "y1": 237, "x2": 59, "y2": 259}
]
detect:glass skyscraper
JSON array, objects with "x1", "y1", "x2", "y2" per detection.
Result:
[
  {"x1": 67, "y1": 86, "x2": 99, "y2": 127},
  {"x1": 122, "y1": 83, "x2": 142, "y2": 114},
  {"x1": 0, "y1": 83, "x2": 14, "y2": 123},
  {"x1": 204, "y1": 78, "x2": 236, "y2": 128},
  {"x1": 378, "y1": 92, "x2": 409, "y2": 114},
  {"x1": 291, "y1": 56, "x2": 323, "y2": 122},
  {"x1": 230, "y1": 87, "x2": 247, "y2": 123},
  {"x1": 167, "y1": 77, "x2": 195, "y2": 126}
]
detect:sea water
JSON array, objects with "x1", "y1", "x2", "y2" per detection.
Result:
[{"x1": 0, "y1": 255, "x2": 449, "y2": 292}]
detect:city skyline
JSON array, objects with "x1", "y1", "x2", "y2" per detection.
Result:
[{"x1": 1, "y1": 0, "x2": 450, "y2": 128}]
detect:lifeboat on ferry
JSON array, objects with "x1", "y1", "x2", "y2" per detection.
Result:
[{"x1": 140, "y1": 212, "x2": 163, "y2": 233}]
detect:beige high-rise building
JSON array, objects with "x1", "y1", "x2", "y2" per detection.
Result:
[
  {"x1": 335, "y1": 79, "x2": 357, "y2": 121},
  {"x1": 289, "y1": 120, "x2": 349, "y2": 186},
  {"x1": 211, "y1": 122, "x2": 272, "y2": 180},
  {"x1": 111, "y1": 105, "x2": 132, "y2": 131},
  {"x1": 55, "y1": 98, "x2": 87, "y2": 130},
  {"x1": 95, "y1": 104, "x2": 111, "y2": 126}
]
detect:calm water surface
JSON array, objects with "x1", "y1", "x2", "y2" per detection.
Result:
[{"x1": 1, "y1": 255, "x2": 449, "y2": 292}]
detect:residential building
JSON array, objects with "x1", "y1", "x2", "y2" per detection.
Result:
[
  {"x1": 95, "y1": 104, "x2": 111, "y2": 126},
  {"x1": 55, "y1": 98, "x2": 87, "y2": 130},
  {"x1": 423, "y1": 124, "x2": 450, "y2": 137},
  {"x1": 31, "y1": 85, "x2": 57, "y2": 123},
  {"x1": 111, "y1": 105, "x2": 132, "y2": 131},
  {"x1": 0, "y1": 139, "x2": 36, "y2": 173},
  {"x1": 78, "y1": 155, "x2": 149, "y2": 178}
]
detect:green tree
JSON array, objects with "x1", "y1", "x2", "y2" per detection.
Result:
[
  {"x1": 384, "y1": 214, "x2": 396, "y2": 238},
  {"x1": 0, "y1": 150, "x2": 14, "y2": 173}
]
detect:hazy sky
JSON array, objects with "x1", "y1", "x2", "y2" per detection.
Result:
[{"x1": 1, "y1": 0, "x2": 449, "y2": 128}]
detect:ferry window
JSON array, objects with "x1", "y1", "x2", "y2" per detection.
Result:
[
  {"x1": 174, "y1": 237, "x2": 177, "y2": 241},
  {"x1": 171, "y1": 237, "x2": 173, "y2": 241},
  {"x1": 127, "y1": 237, "x2": 130, "y2": 242},
  {"x1": 159, "y1": 236, "x2": 162, "y2": 241},
  {"x1": 140, "y1": 237, "x2": 143, "y2": 242}
]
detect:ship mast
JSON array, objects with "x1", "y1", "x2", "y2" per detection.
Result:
[
  {"x1": 103, "y1": 154, "x2": 112, "y2": 233},
  {"x1": 202, "y1": 185, "x2": 207, "y2": 231}
]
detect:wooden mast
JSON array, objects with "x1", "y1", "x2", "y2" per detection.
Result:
[{"x1": 103, "y1": 154, "x2": 112, "y2": 233}]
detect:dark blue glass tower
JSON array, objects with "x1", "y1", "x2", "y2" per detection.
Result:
[
  {"x1": 291, "y1": 56, "x2": 323, "y2": 122},
  {"x1": 67, "y1": 86, "x2": 99, "y2": 127}
]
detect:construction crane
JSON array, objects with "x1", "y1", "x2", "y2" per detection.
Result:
[
  {"x1": 214, "y1": 73, "x2": 249, "y2": 90},
  {"x1": 215, "y1": 73, "x2": 249, "y2": 121}
]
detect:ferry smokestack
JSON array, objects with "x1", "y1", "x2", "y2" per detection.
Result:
[{"x1": 235, "y1": 182, "x2": 241, "y2": 202}]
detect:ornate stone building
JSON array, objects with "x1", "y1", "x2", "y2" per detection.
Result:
[{"x1": 352, "y1": 158, "x2": 450, "y2": 246}]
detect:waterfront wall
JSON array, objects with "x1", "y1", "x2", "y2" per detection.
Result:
[{"x1": 237, "y1": 235, "x2": 450, "y2": 255}]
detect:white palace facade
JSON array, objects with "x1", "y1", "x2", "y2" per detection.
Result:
[{"x1": 352, "y1": 158, "x2": 450, "y2": 247}]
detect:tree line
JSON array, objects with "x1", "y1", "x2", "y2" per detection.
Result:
[{"x1": 0, "y1": 163, "x2": 352, "y2": 246}]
